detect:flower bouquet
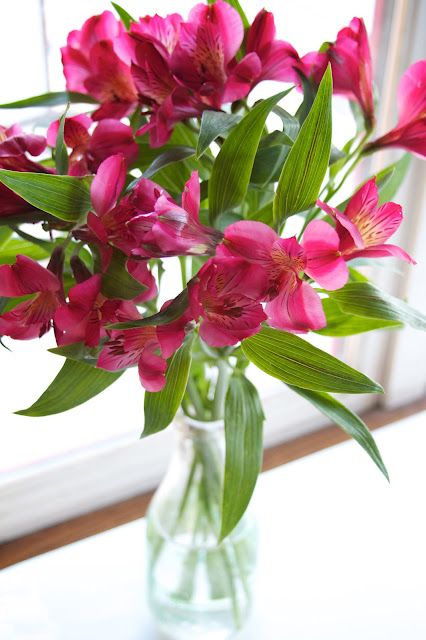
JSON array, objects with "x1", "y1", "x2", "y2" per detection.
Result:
[{"x1": 1, "y1": 1, "x2": 425, "y2": 637}]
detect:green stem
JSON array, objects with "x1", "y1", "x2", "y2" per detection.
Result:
[
  {"x1": 179, "y1": 256, "x2": 187, "y2": 289},
  {"x1": 186, "y1": 376, "x2": 206, "y2": 420},
  {"x1": 212, "y1": 359, "x2": 230, "y2": 420}
]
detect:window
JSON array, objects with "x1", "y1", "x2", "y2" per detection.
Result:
[{"x1": 1, "y1": 0, "x2": 424, "y2": 541}]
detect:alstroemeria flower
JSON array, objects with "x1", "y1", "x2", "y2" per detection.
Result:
[
  {"x1": 189, "y1": 256, "x2": 267, "y2": 347},
  {"x1": 219, "y1": 221, "x2": 326, "y2": 333},
  {"x1": 46, "y1": 115, "x2": 138, "y2": 175},
  {"x1": 88, "y1": 162, "x2": 221, "y2": 258},
  {"x1": 297, "y1": 18, "x2": 374, "y2": 128},
  {"x1": 0, "y1": 124, "x2": 51, "y2": 217},
  {"x1": 127, "y1": 172, "x2": 222, "y2": 258},
  {"x1": 54, "y1": 273, "x2": 142, "y2": 348},
  {"x1": 314, "y1": 178, "x2": 415, "y2": 265},
  {"x1": 364, "y1": 60, "x2": 426, "y2": 158},
  {"x1": 61, "y1": 11, "x2": 137, "y2": 119},
  {"x1": 0, "y1": 255, "x2": 62, "y2": 339},
  {"x1": 245, "y1": 9, "x2": 301, "y2": 85},
  {"x1": 170, "y1": 1, "x2": 246, "y2": 108},
  {"x1": 97, "y1": 305, "x2": 191, "y2": 391}
]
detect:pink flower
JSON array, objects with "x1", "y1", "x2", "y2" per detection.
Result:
[
  {"x1": 219, "y1": 221, "x2": 326, "y2": 333},
  {"x1": 46, "y1": 115, "x2": 138, "y2": 175},
  {"x1": 120, "y1": 13, "x2": 203, "y2": 146},
  {"x1": 88, "y1": 163, "x2": 221, "y2": 258},
  {"x1": 170, "y1": 1, "x2": 244, "y2": 107},
  {"x1": 61, "y1": 11, "x2": 137, "y2": 119},
  {"x1": 189, "y1": 256, "x2": 267, "y2": 347},
  {"x1": 127, "y1": 172, "x2": 222, "y2": 257},
  {"x1": 97, "y1": 305, "x2": 191, "y2": 391},
  {"x1": 54, "y1": 272, "x2": 142, "y2": 348},
  {"x1": 312, "y1": 178, "x2": 415, "y2": 269},
  {"x1": 298, "y1": 18, "x2": 374, "y2": 127},
  {"x1": 301, "y1": 220, "x2": 348, "y2": 290},
  {"x1": 364, "y1": 60, "x2": 426, "y2": 158},
  {"x1": 246, "y1": 10, "x2": 300, "y2": 85},
  {"x1": 0, "y1": 255, "x2": 62, "y2": 340},
  {"x1": 0, "y1": 124, "x2": 51, "y2": 217}
]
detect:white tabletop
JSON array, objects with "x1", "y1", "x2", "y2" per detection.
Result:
[{"x1": 1, "y1": 411, "x2": 425, "y2": 640}]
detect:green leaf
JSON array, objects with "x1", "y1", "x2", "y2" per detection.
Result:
[
  {"x1": 272, "y1": 106, "x2": 300, "y2": 141},
  {"x1": 0, "y1": 238, "x2": 50, "y2": 264},
  {"x1": 329, "y1": 145, "x2": 345, "y2": 165},
  {"x1": 16, "y1": 359, "x2": 121, "y2": 416},
  {"x1": 295, "y1": 73, "x2": 317, "y2": 124},
  {"x1": 250, "y1": 138, "x2": 290, "y2": 185},
  {"x1": 101, "y1": 249, "x2": 147, "y2": 300},
  {"x1": 143, "y1": 146, "x2": 195, "y2": 179},
  {"x1": 328, "y1": 282, "x2": 426, "y2": 331},
  {"x1": 0, "y1": 91, "x2": 98, "y2": 109},
  {"x1": 221, "y1": 374, "x2": 264, "y2": 540},
  {"x1": 273, "y1": 65, "x2": 332, "y2": 224},
  {"x1": 242, "y1": 327, "x2": 382, "y2": 394},
  {"x1": 378, "y1": 154, "x2": 411, "y2": 204},
  {"x1": 0, "y1": 170, "x2": 92, "y2": 222},
  {"x1": 143, "y1": 334, "x2": 195, "y2": 436},
  {"x1": 197, "y1": 111, "x2": 241, "y2": 158},
  {"x1": 55, "y1": 104, "x2": 70, "y2": 175},
  {"x1": 208, "y1": 90, "x2": 290, "y2": 224},
  {"x1": 111, "y1": 2, "x2": 136, "y2": 28},
  {"x1": 316, "y1": 298, "x2": 402, "y2": 336},
  {"x1": 108, "y1": 288, "x2": 189, "y2": 329},
  {"x1": 49, "y1": 342, "x2": 102, "y2": 367},
  {"x1": 288, "y1": 386, "x2": 389, "y2": 480}
]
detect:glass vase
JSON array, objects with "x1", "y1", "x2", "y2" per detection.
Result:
[{"x1": 145, "y1": 416, "x2": 258, "y2": 640}]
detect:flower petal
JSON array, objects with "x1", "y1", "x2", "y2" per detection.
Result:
[{"x1": 90, "y1": 153, "x2": 126, "y2": 216}]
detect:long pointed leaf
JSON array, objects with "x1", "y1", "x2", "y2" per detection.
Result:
[
  {"x1": 288, "y1": 386, "x2": 389, "y2": 480},
  {"x1": 0, "y1": 91, "x2": 98, "y2": 109},
  {"x1": 242, "y1": 327, "x2": 383, "y2": 394},
  {"x1": 274, "y1": 65, "x2": 332, "y2": 223},
  {"x1": 108, "y1": 288, "x2": 189, "y2": 329},
  {"x1": 0, "y1": 170, "x2": 92, "y2": 222},
  {"x1": 16, "y1": 359, "x2": 121, "y2": 417},
  {"x1": 209, "y1": 90, "x2": 290, "y2": 224},
  {"x1": 197, "y1": 111, "x2": 241, "y2": 158},
  {"x1": 328, "y1": 282, "x2": 426, "y2": 331},
  {"x1": 316, "y1": 298, "x2": 402, "y2": 336},
  {"x1": 143, "y1": 334, "x2": 195, "y2": 436},
  {"x1": 221, "y1": 374, "x2": 264, "y2": 540}
]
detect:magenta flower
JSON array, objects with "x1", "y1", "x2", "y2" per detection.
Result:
[
  {"x1": 124, "y1": 13, "x2": 204, "y2": 146},
  {"x1": 312, "y1": 178, "x2": 415, "y2": 268},
  {"x1": 364, "y1": 61, "x2": 426, "y2": 158},
  {"x1": 46, "y1": 115, "x2": 138, "y2": 175},
  {"x1": 219, "y1": 221, "x2": 326, "y2": 333},
  {"x1": 88, "y1": 163, "x2": 221, "y2": 258},
  {"x1": 54, "y1": 273, "x2": 142, "y2": 348},
  {"x1": 97, "y1": 305, "x2": 191, "y2": 391},
  {"x1": 297, "y1": 18, "x2": 374, "y2": 127},
  {"x1": 61, "y1": 11, "x2": 137, "y2": 119},
  {"x1": 127, "y1": 172, "x2": 222, "y2": 258},
  {"x1": 0, "y1": 124, "x2": 52, "y2": 217},
  {"x1": 301, "y1": 220, "x2": 348, "y2": 290},
  {"x1": 246, "y1": 9, "x2": 300, "y2": 85},
  {"x1": 189, "y1": 256, "x2": 267, "y2": 347},
  {"x1": 170, "y1": 1, "x2": 245, "y2": 108},
  {"x1": 0, "y1": 255, "x2": 62, "y2": 340}
]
